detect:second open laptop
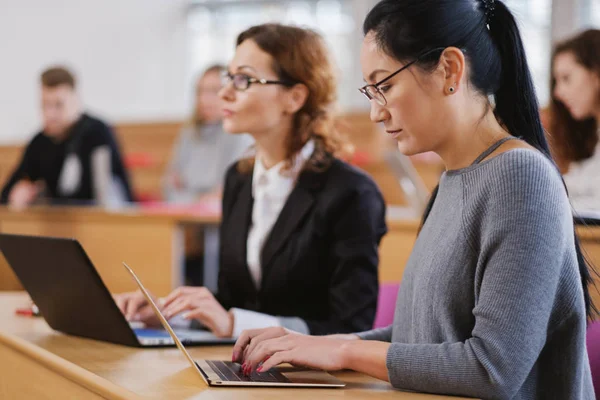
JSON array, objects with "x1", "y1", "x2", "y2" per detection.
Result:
[
  {"x1": 123, "y1": 262, "x2": 345, "y2": 388},
  {"x1": 0, "y1": 234, "x2": 235, "y2": 347}
]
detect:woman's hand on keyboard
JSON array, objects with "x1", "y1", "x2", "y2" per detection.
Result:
[
  {"x1": 113, "y1": 290, "x2": 161, "y2": 327},
  {"x1": 161, "y1": 286, "x2": 233, "y2": 338},
  {"x1": 232, "y1": 327, "x2": 352, "y2": 375}
]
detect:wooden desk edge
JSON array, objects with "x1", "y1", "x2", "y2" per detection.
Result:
[
  {"x1": 0, "y1": 330, "x2": 142, "y2": 400},
  {"x1": 0, "y1": 206, "x2": 421, "y2": 229},
  {"x1": 577, "y1": 226, "x2": 600, "y2": 241},
  {"x1": 0, "y1": 206, "x2": 220, "y2": 225},
  {"x1": 386, "y1": 218, "x2": 421, "y2": 230}
]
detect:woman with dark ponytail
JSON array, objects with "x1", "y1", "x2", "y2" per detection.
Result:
[{"x1": 232, "y1": 1, "x2": 595, "y2": 398}]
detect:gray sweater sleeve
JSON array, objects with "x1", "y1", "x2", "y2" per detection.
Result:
[
  {"x1": 356, "y1": 326, "x2": 393, "y2": 341},
  {"x1": 385, "y1": 153, "x2": 576, "y2": 399}
]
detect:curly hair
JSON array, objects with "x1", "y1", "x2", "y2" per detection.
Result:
[{"x1": 234, "y1": 23, "x2": 352, "y2": 173}]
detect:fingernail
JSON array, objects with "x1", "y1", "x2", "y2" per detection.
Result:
[
  {"x1": 158, "y1": 297, "x2": 165, "y2": 306},
  {"x1": 182, "y1": 312, "x2": 191, "y2": 319},
  {"x1": 257, "y1": 366, "x2": 263, "y2": 373},
  {"x1": 232, "y1": 352, "x2": 239, "y2": 362}
]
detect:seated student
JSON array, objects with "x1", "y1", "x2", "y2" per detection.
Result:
[
  {"x1": 1, "y1": 66, "x2": 133, "y2": 208},
  {"x1": 163, "y1": 64, "x2": 252, "y2": 204},
  {"x1": 231, "y1": 1, "x2": 595, "y2": 398},
  {"x1": 543, "y1": 29, "x2": 600, "y2": 210},
  {"x1": 116, "y1": 23, "x2": 387, "y2": 338},
  {"x1": 164, "y1": 65, "x2": 253, "y2": 285}
]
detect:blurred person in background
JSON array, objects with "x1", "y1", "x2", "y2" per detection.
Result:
[
  {"x1": 163, "y1": 65, "x2": 252, "y2": 286},
  {"x1": 0, "y1": 66, "x2": 133, "y2": 208},
  {"x1": 163, "y1": 64, "x2": 252, "y2": 204},
  {"x1": 544, "y1": 29, "x2": 600, "y2": 210}
]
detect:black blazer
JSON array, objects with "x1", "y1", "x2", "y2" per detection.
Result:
[{"x1": 217, "y1": 156, "x2": 387, "y2": 335}]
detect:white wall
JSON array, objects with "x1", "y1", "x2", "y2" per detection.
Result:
[
  {"x1": 0, "y1": 0, "x2": 190, "y2": 144},
  {"x1": 551, "y1": 0, "x2": 580, "y2": 42}
]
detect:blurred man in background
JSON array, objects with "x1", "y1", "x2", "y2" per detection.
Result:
[{"x1": 1, "y1": 66, "x2": 133, "y2": 208}]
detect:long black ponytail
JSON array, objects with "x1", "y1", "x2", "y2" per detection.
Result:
[
  {"x1": 489, "y1": 1, "x2": 550, "y2": 156},
  {"x1": 364, "y1": 0, "x2": 596, "y2": 318}
]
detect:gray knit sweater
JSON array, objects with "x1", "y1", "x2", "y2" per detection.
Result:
[{"x1": 358, "y1": 149, "x2": 594, "y2": 399}]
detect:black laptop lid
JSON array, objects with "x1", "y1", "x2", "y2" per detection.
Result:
[{"x1": 0, "y1": 234, "x2": 139, "y2": 347}]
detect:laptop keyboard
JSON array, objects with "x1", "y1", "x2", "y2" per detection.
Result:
[{"x1": 205, "y1": 360, "x2": 291, "y2": 383}]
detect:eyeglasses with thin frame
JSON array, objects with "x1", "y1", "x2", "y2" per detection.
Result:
[
  {"x1": 359, "y1": 47, "x2": 446, "y2": 106},
  {"x1": 221, "y1": 71, "x2": 295, "y2": 92}
]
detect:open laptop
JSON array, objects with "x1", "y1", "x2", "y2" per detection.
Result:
[
  {"x1": 0, "y1": 234, "x2": 235, "y2": 347},
  {"x1": 123, "y1": 262, "x2": 345, "y2": 388}
]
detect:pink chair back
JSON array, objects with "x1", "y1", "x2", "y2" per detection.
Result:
[
  {"x1": 587, "y1": 320, "x2": 600, "y2": 396},
  {"x1": 373, "y1": 283, "x2": 400, "y2": 329}
]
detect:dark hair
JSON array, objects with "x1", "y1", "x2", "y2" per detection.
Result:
[
  {"x1": 549, "y1": 29, "x2": 600, "y2": 166},
  {"x1": 234, "y1": 23, "x2": 351, "y2": 173},
  {"x1": 364, "y1": 0, "x2": 595, "y2": 318},
  {"x1": 40, "y1": 66, "x2": 76, "y2": 89}
]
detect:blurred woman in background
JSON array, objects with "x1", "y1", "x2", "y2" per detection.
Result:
[
  {"x1": 546, "y1": 29, "x2": 600, "y2": 210},
  {"x1": 163, "y1": 64, "x2": 251, "y2": 204},
  {"x1": 163, "y1": 65, "x2": 253, "y2": 285}
]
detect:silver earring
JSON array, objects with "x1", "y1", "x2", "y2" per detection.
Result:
[{"x1": 448, "y1": 87, "x2": 455, "y2": 93}]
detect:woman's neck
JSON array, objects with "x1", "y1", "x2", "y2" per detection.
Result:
[
  {"x1": 252, "y1": 123, "x2": 293, "y2": 169},
  {"x1": 435, "y1": 108, "x2": 511, "y2": 171}
]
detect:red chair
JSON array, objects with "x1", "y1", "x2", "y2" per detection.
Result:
[
  {"x1": 349, "y1": 150, "x2": 371, "y2": 167},
  {"x1": 135, "y1": 193, "x2": 161, "y2": 203},
  {"x1": 373, "y1": 283, "x2": 400, "y2": 329},
  {"x1": 124, "y1": 152, "x2": 156, "y2": 169},
  {"x1": 124, "y1": 152, "x2": 160, "y2": 203}
]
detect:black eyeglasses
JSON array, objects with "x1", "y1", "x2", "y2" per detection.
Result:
[
  {"x1": 359, "y1": 47, "x2": 445, "y2": 106},
  {"x1": 221, "y1": 71, "x2": 295, "y2": 92}
]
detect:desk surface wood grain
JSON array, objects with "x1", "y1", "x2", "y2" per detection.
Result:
[{"x1": 0, "y1": 292, "x2": 467, "y2": 399}]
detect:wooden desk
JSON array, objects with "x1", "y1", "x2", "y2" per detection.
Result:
[
  {"x1": 0, "y1": 206, "x2": 419, "y2": 297},
  {"x1": 0, "y1": 292, "x2": 463, "y2": 399},
  {"x1": 2, "y1": 206, "x2": 597, "y2": 310},
  {"x1": 0, "y1": 207, "x2": 219, "y2": 296}
]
